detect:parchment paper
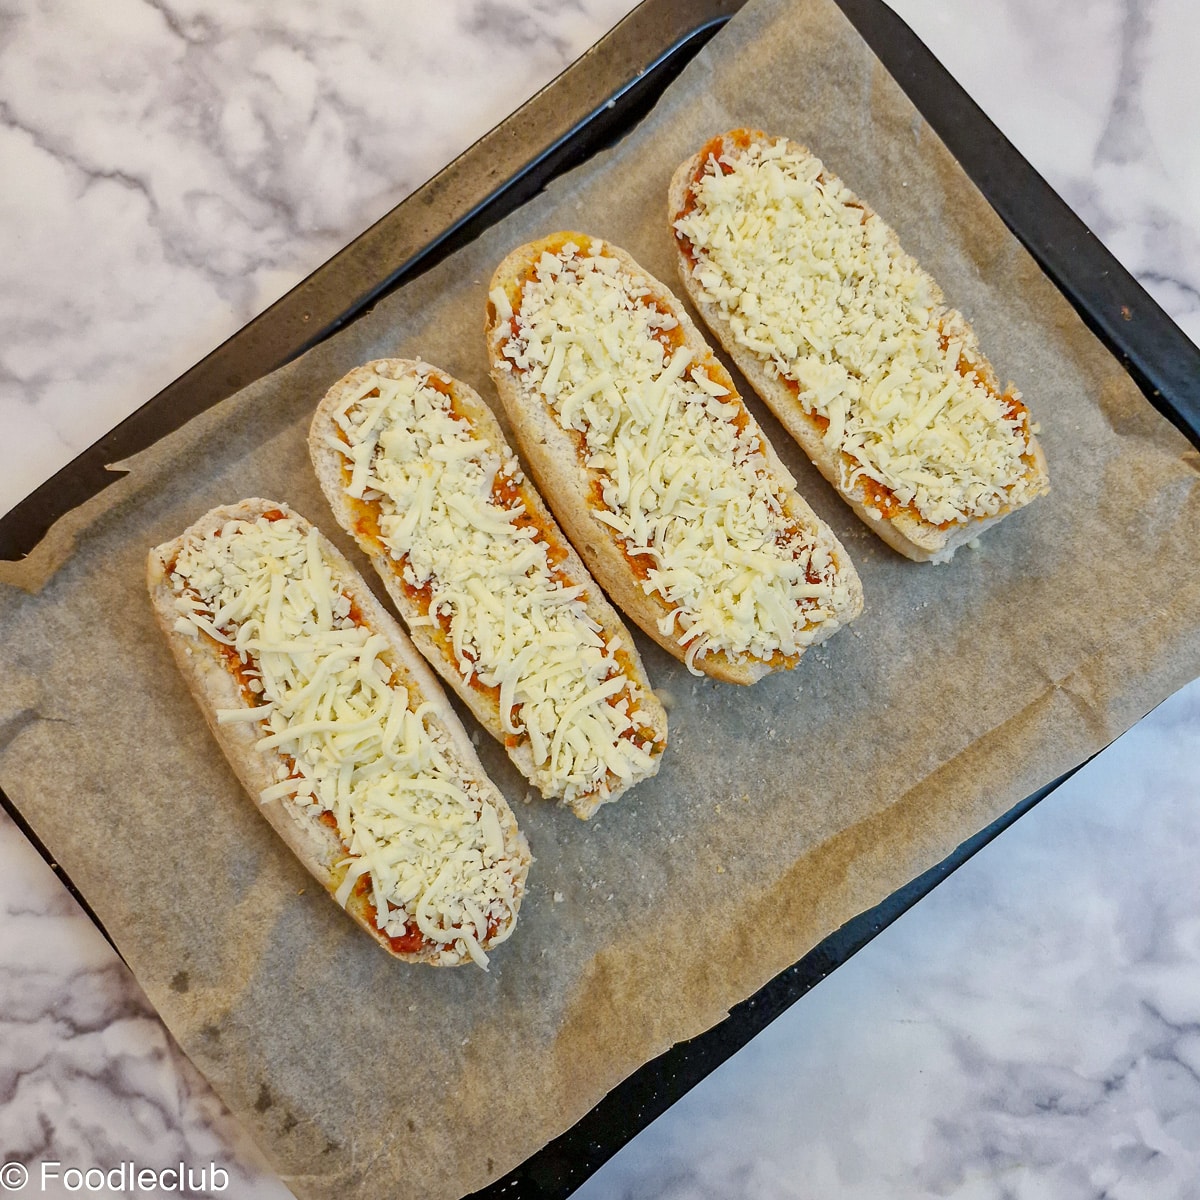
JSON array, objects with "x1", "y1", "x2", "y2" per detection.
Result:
[{"x1": 3, "y1": 0, "x2": 1200, "y2": 1196}]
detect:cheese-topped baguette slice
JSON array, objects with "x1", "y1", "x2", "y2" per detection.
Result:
[
  {"x1": 670, "y1": 130, "x2": 1050, "y2": 564},
  {"x1": 309, "y1": 359, "x2": 667, "y2": 820},
  {"x1": 147, "y1": 499, "x2": 530, "y2": 968},
  {"x1": 486, "y1": 232, "x2": 863, "y2": 685}
]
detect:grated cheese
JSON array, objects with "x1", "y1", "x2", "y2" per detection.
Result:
[
  {"x1": 495, "y1": 237, "x2": 857, "y2": 674},
  {"x1": 169, "y1": 510, "x2": 521, "y2": 968},
  {"x1": 329, "y1": 364, "x2": 661, "y2": 809},
  {"x1": 673, "y1": 136, "x2": 1045, "y2": 527}
]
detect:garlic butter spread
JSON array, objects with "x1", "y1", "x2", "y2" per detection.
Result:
[
  {"x1": 168, "y1": 509, "x2": 519, "y2": 968},
  {"x1": 493, "y1": 238, "x2": 857, "y2": 674},
  {"x1": 674, "y1": 136, "x2": 1044, "y2": 527},
  {"x1": 327, "y1": 365, "x2": 661, "y2": 808}
]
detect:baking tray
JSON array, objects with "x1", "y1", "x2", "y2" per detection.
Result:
[{"x1": 2, "y1": 0, "x2": 1199, "y2": 1196}]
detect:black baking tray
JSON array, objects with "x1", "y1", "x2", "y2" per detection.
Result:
[{"x1": 2, "y1": 1, "x2": 1199, "y2": 1197}]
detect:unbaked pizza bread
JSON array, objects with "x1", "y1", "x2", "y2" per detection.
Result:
[
  {"x1": 147, "y1": 499, "x2": 530, "y2": 967},
  {"x1": 309, "y1": 359, "x2": 667, "y2": 820},
  {"x1": 670, "y1": 129, "x2": 1049, "y2": 563},
  {"x1": 486, "y1": 231, "x2": 863, "y2": 684}
]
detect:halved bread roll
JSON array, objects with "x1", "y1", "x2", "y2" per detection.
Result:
[
  {"x1": 485, "y1": 232, "x2": 863, "y2": 684},
  {"x1": 670, "y1": 129, "x2": 1049, "y2": 563},
  {"x1": 147, "y1": 499, "x2": 530, "y2": 967},
  {"x1": 309, "y1": 359, "x2": 667, "y2": 819}
]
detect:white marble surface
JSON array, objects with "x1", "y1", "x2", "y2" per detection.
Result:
[
  {"x1": 0, "y1": 0, "x2": 644, "y2": 518},
  {"x1": 2, "y1": 0, "x2": 1199, "y2": 1197},
  {"x1": 581, "y1": 678, "x2": 1200, "y2": 1199}
]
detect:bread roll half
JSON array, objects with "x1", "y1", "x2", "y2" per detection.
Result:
[
  {"x1": 670, "y1": 129, "x2": 1049, "y2": 563},
  {"x1": 486, "y1": 232, "x2": 863, "y2": 685},
  {"x1": 147, "y1": 499, "x2": 530, "y2": 967},
  {"x1": 309, "y1": 359, "x2": 667, "y2": 819}
]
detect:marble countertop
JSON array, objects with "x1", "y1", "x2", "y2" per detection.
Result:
[{"x1": 2, "y1": 0, "x2": 1198, "y2": 1197}]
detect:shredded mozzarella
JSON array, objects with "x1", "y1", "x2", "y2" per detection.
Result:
[
  {"x1": 169, "y1": 511, "x2": 520, "y2": 967},
  {"x1": 330, "y1": 365, "x2": 660, "y2": 808},
  {"x1": 673, "y1": 136, "x2": 1044, "y2": 526},
  {"x1": 497, "y1": 238, "x2": 857, "y2": 674}
]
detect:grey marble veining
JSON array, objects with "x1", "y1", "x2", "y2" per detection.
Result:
[
  {"x1": 1, "y1": 0, "x2": 1199, "y2": 1197},
  {"x1": 892, "y1": 0, "x2": 1200, "y2": 347},
  {"x1": 0, "y1": 0, "x2": 641, "y2": 517}
]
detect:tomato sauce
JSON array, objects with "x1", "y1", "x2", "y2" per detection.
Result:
[{"x1": 861, "y1": 477, "x2": 901, "y2": 520}]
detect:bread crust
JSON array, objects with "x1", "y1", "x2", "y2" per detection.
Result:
[
  {"x1": 485, "y1": 232, "x2": 863, "y2": 685},
  {"x1": 669, "y1": 129, "x2": 1049, "y2": 564},
  {"x1": 147, "y1": 498, "x2": 531, "y2": 966},
  {"x1": 308, "y1": 359, "x2": 667, "y2": 819}
]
